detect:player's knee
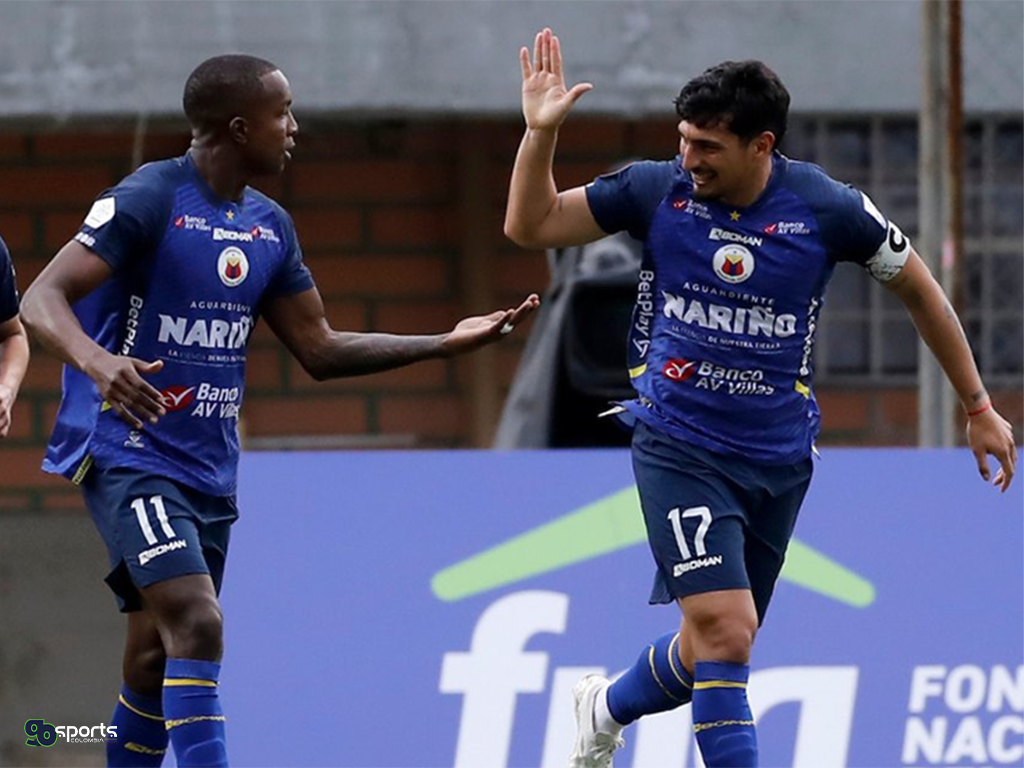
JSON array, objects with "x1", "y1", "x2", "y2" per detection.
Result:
[
  {"x1": 138, "y1": 642, "x2": 168, "y2": 674},
  {"x1": 125, "y1": 643, "x2": 167, "y2": 693},
  {"x1": 689, "y1": 611, "x2": 757, "y2": 663},
  {"x1": 167, "y1": 598, "x2": 224, "y2": 660}
]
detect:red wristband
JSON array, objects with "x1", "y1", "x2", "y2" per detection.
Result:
[{"x1": 966, "y1": 402, "x2": 992, "y2": 418}]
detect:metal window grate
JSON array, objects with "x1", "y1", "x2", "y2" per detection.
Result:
[{"x1": 783, "y1": 114, "x2": 1023, "y2": 389}]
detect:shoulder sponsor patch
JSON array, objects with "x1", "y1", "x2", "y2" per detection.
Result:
[{"x1": 84, "y1": 197, "x2": 116, "y2": 229}]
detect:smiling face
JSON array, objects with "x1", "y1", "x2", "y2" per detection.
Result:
[
  {"x1": 678, "y1": 119, "x2": 774, "y2": 207},
  {"x1": 238, "y1": 70, "x2": 298, "y2": 176}
]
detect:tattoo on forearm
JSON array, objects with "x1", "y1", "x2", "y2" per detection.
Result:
[
  {"x1": 970, "y1": 389, "x2": 988, "y2": 404},
  {"x1": 943, "y1": 301, "x2": 968, "y2": 342},
  {"x1": 316, "y1": 332, "x2": 444, "y2": 380}
]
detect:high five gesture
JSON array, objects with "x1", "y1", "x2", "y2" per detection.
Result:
[
  {"x1": 506, "y1": 28, "x2": 606, "y2": 249},
  {"x1": 519, "y1": 28, "x2": 593, "y2": 132}
]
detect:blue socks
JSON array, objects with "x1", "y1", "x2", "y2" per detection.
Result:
[
  {"x1": 606, "y1": 632, "x2": 694, "y2": 725},
  {"x1": 692, "y1": 661, "x2": 758, "y2": 767},
  {"x1": 108, "y1": 684, "x2": 168, "y2": 766},
  {"x1": 163, "y1": 658, "x2": 228, "y2": 767},
  {"x1": 604, "y1": 634, "x2": 759, "y2": 766}
]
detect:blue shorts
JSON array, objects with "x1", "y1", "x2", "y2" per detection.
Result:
[
  {"x1": 81, "y1": 466, "x2": 238, "y2": 613},
  {"x1": 631, "y1": 421, "x2": 812, "y2": 624}
]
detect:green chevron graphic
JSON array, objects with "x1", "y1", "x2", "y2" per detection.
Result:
[{"x1": 431, "y1": 485, "x2": 875, "y2": 607}]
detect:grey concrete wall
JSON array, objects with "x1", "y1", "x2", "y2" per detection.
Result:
[
  {"x1": 0, "y1": 0, "x2": 1020, "y2": 122},
  {"x1": 0, "y1": 514, "x2": 120, "y2": 766}
]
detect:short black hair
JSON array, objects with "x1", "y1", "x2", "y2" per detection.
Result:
[
  {"x1": 674, "y1": 60, "x2": 790, "y2": 147},
  {"x1": 182, "y1": 54, "x2": 279, "y2": 130}
]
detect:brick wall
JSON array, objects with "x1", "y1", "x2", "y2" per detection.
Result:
[{"x1": 1, "y1": 119, "x2": 1020, "y2": 512}]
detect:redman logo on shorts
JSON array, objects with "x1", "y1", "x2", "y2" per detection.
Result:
[{"x1": 217, "y1": 246, "x2": 249, "y2": 287}]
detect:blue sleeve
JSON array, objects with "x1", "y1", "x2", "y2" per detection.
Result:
[
  {"x1": 820, "y1": 184, "x2": 890, "y2": 265},
  {"x1": 74, "y1": 165, "x2": 174, "y2": 270},
  {"x1": 266, "y1": 207, "x2": 315, "y2": 299},
  {"x1": 0, "y1": 237, "x2": 18, "y2": 323},
  {"x1": 584, "y1": 160, "x2": 678, "y2": 241},
  {"x1": 786, "y1": 163, "x2": 888, "y2": 264}
]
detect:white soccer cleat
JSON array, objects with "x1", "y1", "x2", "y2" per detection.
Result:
[{"x1": 569, "y1": 674, "x2": 625, "y2": 768}]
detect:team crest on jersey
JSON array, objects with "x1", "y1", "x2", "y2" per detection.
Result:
[
  {"x1": 712, "y1": 244, "x2": 755, "y2": 284},
  {"x1": 217, "y1": 246, "x2": 249, "y2": 287}
]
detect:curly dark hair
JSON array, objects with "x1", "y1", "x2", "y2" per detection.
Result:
[
  {"x1": 674, "y1": 60, "x2": 790, "y2": 147},
  {"x1": 183, "y1": 54, "x2": 279, "y2": 131}
]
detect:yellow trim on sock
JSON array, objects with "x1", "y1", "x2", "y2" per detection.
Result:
[
  {"x1": 693, "y1": 718, "x2": 756, "y2": 733},
  {"x1": 647, "y1": 646, "x2": 686, "y2": 702},
  {"x1": 118, "y1": 695, "x2": 164, "y2": 722},
  {"x1": 693, "y1": 679, "x2": 747, "y2": 690},
  {"x1": 165, "y1": 714, "x2": 227, "y2": 730},
  {"x1": 125, "y1": 742, "x2": 167, "y2": 755},
  {"x1": 164, "y1": 678, "x2": 217, "y2": 687},
  {"x1": 666, "y1": 635, "x2": 693, "y2": 689}
]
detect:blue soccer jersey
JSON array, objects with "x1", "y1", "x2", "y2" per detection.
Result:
[
  {"x1": 586, "y1": 153, "x2": 910, "y2": 463},
  {"x1": 0, "y1": 236, "x2": 19, "y2": 323},
  {"x1": 44, "y1": 153, "x2": 314, "y2": 495}
]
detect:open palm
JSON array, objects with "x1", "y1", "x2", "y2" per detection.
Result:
[
  {"x1": 443, "y1": 294, "x2": 540, "y2": 354},
  {"x1": 520, "y1": 28, "x2": 593, "y2": 131}
]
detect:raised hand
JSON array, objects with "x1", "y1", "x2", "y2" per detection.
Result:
[
  {"x1": 442, "y1": 294, "x2": 540, "y2": 355},
  {"x1": 85, "y1": 352, "x2": 166, "y2": 429},
  {"x1": 520, "y1": 28, "x2": 593, "y2": 131}
]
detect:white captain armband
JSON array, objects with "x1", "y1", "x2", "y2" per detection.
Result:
[{"x1": 864, "y1": 221, "x2": 911, "y2": 282}]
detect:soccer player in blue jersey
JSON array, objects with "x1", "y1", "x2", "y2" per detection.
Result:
[
  {"x1": 0, "y1": 235, "x2": 30, "y2": 438},
  {"x1": 21, "y1": 55, "x2": 537, "y2": 767},
  {"x1": 505, "y1": 29, "x2": 1018, "y2": 768}
]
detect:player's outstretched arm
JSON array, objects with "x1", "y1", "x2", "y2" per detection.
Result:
[
  {"x1": 0, "y1": 315, "x2": 29, "y2": 438},
  {"x1": 504, "y1": 27, "x2": 605, "y2": 250},
  {"x1": 885, "y1": 248, "x2": 1017, "y2": 491},
  {"x1": 21, "y1": 241, "x2": 166, "y2": 429},
  {"x1": 264, "y1": 287, "x2": 539, "y2": 381}
]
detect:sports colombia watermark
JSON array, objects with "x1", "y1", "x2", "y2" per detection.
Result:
[{"x1": 25, "y1": 718, "x2": 117, "y2": 746}]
